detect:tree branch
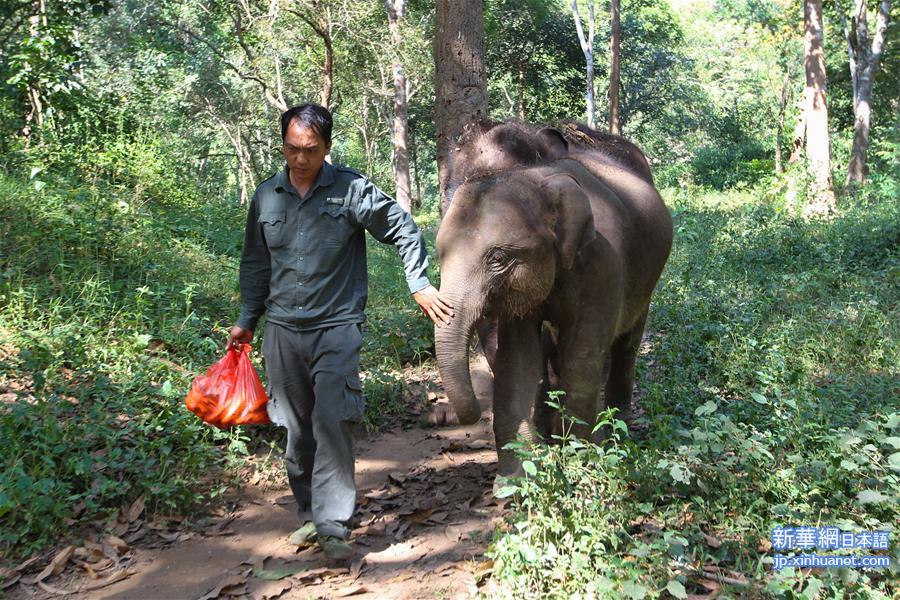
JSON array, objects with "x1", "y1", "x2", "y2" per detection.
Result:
[
  {"x1": 571, "y1": 0, "x2": 590, "y2": 55},
  {"x1": 158, "y1": 17, "x2": 286, "y2": 112}
]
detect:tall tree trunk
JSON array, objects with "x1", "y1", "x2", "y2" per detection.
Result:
[
  {"x1": 385, "y1": 0, "x2": 412, "y2": 212},
  {"x1": 517, "y1": 60, "x2": 526, "y2": 120},
  {"x1": 845, "y1": 0, "x2": 891, "y2": 187},
  {"x1": 571, "y1": 0, "x2": 596, "y2": 128},
  {"x1": 788, "y1": 88, "x2": 807, "y2": 164},
  {"x1": 775, "y1": 70, "x2": 791, "y2": 174},
  {"x1": 609, "y1": 0, "x2": 621, "y2": 135},
  {"x1": 293, "y1": 6, "x2": 334, "y2": 109},
  {"x1": 802, "y1": 0, "x2": 836, "y2": 215},
  {"x1": 411, "y1": 123, "x2": 422, "y2": 209},
  {"x1": 319, "y1": 9, "x2": 333, "y2": 108},
  {"x1": 21, "y1": 0, "x2": 46, "y2": 146},
  {"x1": 434, "y1": 0, "x2": 488, "y2": 214}
]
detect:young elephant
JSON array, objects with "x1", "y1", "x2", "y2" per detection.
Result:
[{"x1": 434, "y1": 151, "x2": 672, "y2": 480}]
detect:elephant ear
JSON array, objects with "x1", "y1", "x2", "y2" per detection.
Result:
[
  {"x1": 543, "y1": 172, "x2": 597, "y2": 270},
  {"x1": 537, "y1": 127, "x2": 569, "y2": 161}
]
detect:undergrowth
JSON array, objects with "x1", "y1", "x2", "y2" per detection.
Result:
[{"x1": 487, "y1": 184, "x2": 899, "y2": 598}]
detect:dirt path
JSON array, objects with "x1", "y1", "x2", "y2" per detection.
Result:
[{"x1": 9, "y1": 356, "x2": 500, "y2": 600}]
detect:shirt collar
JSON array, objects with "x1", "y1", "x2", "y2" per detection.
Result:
[{"x1": 275, "y1": 161, "x2": 335, "y2": 198}]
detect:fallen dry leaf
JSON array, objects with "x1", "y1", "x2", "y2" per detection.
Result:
[
  {"x1": 385, "y1": 520, "x2": 400, "y2": 537},
  {"x1": 205, "y1": 529, "x2": 236, "y2": 537},
  {"x1": 335, "y1": 584, "x2": 369, "y2": 597},
  {"x1": 349, "y1": 558, "x2": 364, "y2": 580},
  {"x1": 75, "y1": 543, "x2": 105, "y2": 563},
  {"x1": 105, "y1": 534, "x2": 130, "y2": 554},
  {"x1": 206, "y1": 514, "x2": 237, "y2": 536},
  {"x1": 292, "y1": 567, "x2": 347, "y2": 582},
  {"x1": 241, "y1": 554, "x2": 271, "y2": 572},
  {"x1": 253, "y1": 566, "x2": 307, "y2": 580},
  {"x1": 473, "y1": 559, "x2": 494, "y2": 584},
  {"x1": 364, "y1": 486, "x2": 403, "y2": 501},
  {"x1": 405, "y1": 507, "x2": 435, "y2": 523},
  {"x1": 14, "y1": 554, "x2": 42, "y2": 572},
  {"x1": 435, "y1": 563, "x2": 458, "y2": 574},
  {"x1": 352, "y1": 522, "x2": 385, "y2": 537},
  {"x1": 0, "y1": 567, "x2": 16, "y2": 579},
  {"x1": 388, "y1": 471, "x2": 407, "y2": 485},
  {"x1": 260, "y1": 580, "x2": 293, "y2": 600},
  {"x1": 1, "y1": 575, "x2": 21, "y2": 590},
  {"x1": 112, "y1": 520, "x2": 130, "y2": 537},
  {"x1": 35, "y1": 545, "x2": 75, "y2": 582},
  {"x1": 198, "y1": 571, "x2": 251, "y2": 600},
  {"x1": 37, "y1": 580, "x2": 69, "y2": 595},
  {"x1": 81, "y1": 568, "x2": 137, "y2": 591},
  {"x1": 126, "y1": 496, "x2": 146, "y2": 523},
  {"x1": 124, "y1": 528, "x2": 147, "y2": 544},
  {"x1": 394, "y1": 521, "x2": 411, "y2": 541},
  {"x1": 704, "y1": 534, "x2": 723, "y2": 548},
  {"x1": 428, "y1": 511, "x2": 449, "y2": 524}
]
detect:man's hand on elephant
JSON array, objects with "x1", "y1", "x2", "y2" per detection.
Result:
[
  {"x1": 412, "y1": 285, "x2": 455, "y2": 327},
  {"x1": 227, "y1": 325, "x2": 254, "y2": 351}
]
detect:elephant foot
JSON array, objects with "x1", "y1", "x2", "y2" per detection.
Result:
[
  {"x1": 421, "y1": 401, "x2": 459, "y2": 427},
  {"x1": 492, "y1": 469, "x2": 524, "y2": 498}
]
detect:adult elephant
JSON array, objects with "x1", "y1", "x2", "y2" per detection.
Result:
[{"x1": 434, "y1": 123, "x2": 672, "y2": 480}]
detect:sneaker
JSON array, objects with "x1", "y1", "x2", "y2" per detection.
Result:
[
  {"x1": 289, "y1": 521, "x2": 318, "y2": 546},
  {"x1": 318, "y1": 535, "x2": 352, "y2": 561}
]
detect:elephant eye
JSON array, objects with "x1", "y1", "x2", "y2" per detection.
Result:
[{"x1": 487, "y1": 248, "x2": 505, "y2": 266}]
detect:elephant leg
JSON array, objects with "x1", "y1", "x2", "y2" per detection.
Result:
[
  {"x1": 492, "y1": 318, "x2": 543, "y2": 479},
  {"x1": 477, "y1": 319, "x2": 499, "y2": 373},
  {"x1": 534, "y1": 322, "x2": 560, "y2": 442},
  {"x1": 604, "y1": 309, "x2": 648, "y2": 422},
  {"x1": 557, "y1": 324, "x2": 613, "y2": 443}
]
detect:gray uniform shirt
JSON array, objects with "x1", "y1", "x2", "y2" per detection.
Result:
[{"x1": 237, "y1": 162, "x2": 430, "y2": 331}]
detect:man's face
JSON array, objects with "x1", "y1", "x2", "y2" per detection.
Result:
[{"x1": 283, "y1": 119, "x2": 331, "y2": 185}]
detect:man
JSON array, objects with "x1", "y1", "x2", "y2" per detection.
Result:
[{"x1": 228, "y1": 104, "x2": 452, "y2": 561}]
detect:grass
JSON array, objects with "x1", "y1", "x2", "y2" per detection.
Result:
[{"x1": 486, "y1": 183, "x2": 899, "y2": 598}]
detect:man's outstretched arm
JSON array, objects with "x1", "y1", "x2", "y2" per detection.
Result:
[{"x1": 354, "y1": 179, "x2": 454, "y2": 327}]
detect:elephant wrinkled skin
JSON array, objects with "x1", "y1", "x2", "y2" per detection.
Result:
[{"x1": 434, "y1": 121, "x2": 672, "y2": 480}]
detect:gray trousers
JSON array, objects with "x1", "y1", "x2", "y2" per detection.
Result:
[{"x1": 262, "y1": 321, "x2": 365, "y2": 540}]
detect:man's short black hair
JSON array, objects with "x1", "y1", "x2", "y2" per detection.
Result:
[{"x1": 281, "y1": 104, "x2": 333, "y2": 144}]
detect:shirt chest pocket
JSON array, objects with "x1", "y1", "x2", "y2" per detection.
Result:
[
  {"x1": 318, "y1": 203, "x2": 355, "y2": 246},
  {"x1": 259, "y1": 212, "x2": 288, "y2": 249}
]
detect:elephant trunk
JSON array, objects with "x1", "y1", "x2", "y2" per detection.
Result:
[{"x1": 434, "y1": 289, "x2": 482, "y2": 425}]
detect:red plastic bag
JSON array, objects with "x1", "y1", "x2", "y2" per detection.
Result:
[{"x1": 185, "y1": 344, "x2": 270, "y2": 428}]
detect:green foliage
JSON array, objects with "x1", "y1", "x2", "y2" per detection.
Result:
[
  {"x1": 485, "y1": 0, "x2": 583, "y2": 122},
  {"x1": 0, "y1": 159, "x2": 244, "y2": 554},
  {"x1": 488, "y1": 184, "x2": 899, "y2": 597},
  {"x1": 0, "y1": 0, "x2": 110, "y2": 144},
  {"x1": 489, "y1": 406, "x2": 642, "y2": 599}
]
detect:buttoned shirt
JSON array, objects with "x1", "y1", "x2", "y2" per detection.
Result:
[{"x1": 236, "y1": 162, "x2": 430, "y2": 331}]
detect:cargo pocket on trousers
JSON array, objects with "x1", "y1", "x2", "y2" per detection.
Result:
[{"x1": 342, "y1": 374, "x2": 365, "y2": 423}]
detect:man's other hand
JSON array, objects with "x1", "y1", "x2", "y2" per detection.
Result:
[
  {"x1": 228, "y1": 325, "x2": 254, "y2": 350},
  {"x1": 413, "y1": 285, "x2": 455, "y2": 327}
]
